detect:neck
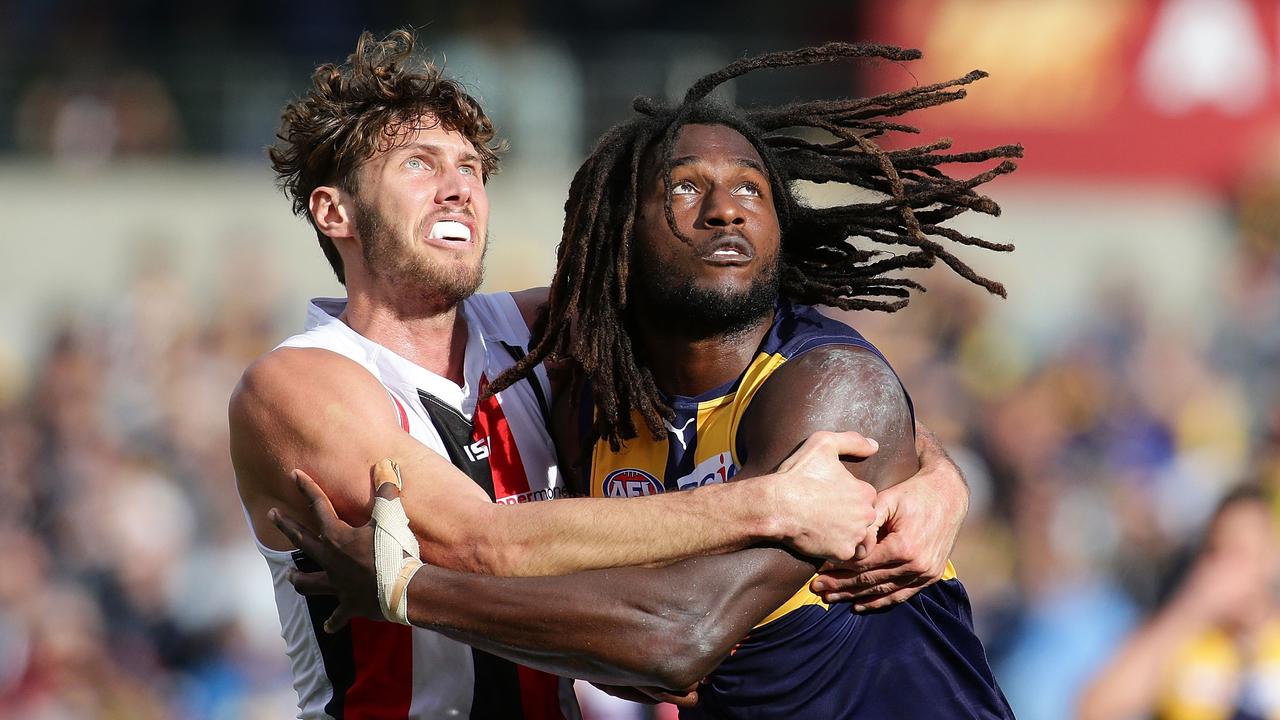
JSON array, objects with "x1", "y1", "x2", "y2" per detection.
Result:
[
  {"x1": 340, "y1": 281, "x2": 468, "y2": 385},
  {"x1": 631, "y1": 309, "x2": 775, "y2": 397}
]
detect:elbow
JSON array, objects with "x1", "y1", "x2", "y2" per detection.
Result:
[{"x1": 640, "y1": 614, "x2": 736, "y2": 690}]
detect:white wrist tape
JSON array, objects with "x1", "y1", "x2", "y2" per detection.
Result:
[{"x1": 371, "y1": 493, "x2": 423, "y2": 625}]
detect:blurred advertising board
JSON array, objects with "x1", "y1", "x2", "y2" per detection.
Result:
[{"x1": 861, "y1": 0, "x2": 1280, "y2": 187}]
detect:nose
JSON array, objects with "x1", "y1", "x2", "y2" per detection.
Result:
[
  {"x1": 434, "y1": 168, "x2": 472, "y2": 207},
  {"x1": 702, "y1": 185, "x2": 744, "y2": 228}
]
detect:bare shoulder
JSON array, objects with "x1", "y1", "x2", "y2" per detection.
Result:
[
  {"x1": 230, "y1": 346, "x2": 391, "y2": 433},
  {"x1": 509, "y1": 286, "x2": 550, "y2": 332},
  {"x1": 229, "y1": 346, "x2": 403, "y2": 548},
  {"x1": 739, "y1": 344, "x2": 916, "y2": 488}
]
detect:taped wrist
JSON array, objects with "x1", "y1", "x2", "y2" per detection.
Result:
[{"x1": 371, "y1": 494, "x2": 423, "y2": 625}]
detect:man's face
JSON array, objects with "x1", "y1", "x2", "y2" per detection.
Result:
[
  {"x1": 632, "y1": 123, "x2": 782, "y2": 337},
  {"x1": 351, "y1": 114, "x2": 489, "y2": 306}
]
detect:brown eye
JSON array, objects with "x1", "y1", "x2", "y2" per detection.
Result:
[{"x1": 671, "y1": 180, "x2": 697, "y2": 195}]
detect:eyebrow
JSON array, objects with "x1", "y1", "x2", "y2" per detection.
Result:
[
  {"x1": 395, "y1": 142, "x2": 481, "y2": 164},
  {"x1": 669, "y1": 155, "x2": 767, "y2": 174}
]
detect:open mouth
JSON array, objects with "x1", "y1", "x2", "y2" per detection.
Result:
[
  {"x1": 698, "y1": 235, "x2": 753, "y2": 265},
  {"x1": 427, "y1": 220, "x2": 473, "y2": 244}
]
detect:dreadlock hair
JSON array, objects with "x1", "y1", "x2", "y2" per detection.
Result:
[{"x1": 490, "y1": 42, "x2": 1023, "y2": 451}]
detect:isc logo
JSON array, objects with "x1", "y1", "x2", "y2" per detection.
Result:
[
  {"x1": 676, "y1": 452, "x2": 737, "y2": 491},
  {"x1": 463, "y1": 436, "x2": 490, "y2": 462},
  {"x1": 602, "y1": 469, "x2": 664, "y2": 497}
]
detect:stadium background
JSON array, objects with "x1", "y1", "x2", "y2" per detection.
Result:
[{"x1": 2, "y1": 0, "x2": 1278, "y2": 718}]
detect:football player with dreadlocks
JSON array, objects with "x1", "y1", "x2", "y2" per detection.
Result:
[{"x1": 275, "y1": 43, "x2": 1018, "y2": 717}]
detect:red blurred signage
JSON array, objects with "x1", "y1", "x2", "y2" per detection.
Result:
[{"x1": 861, "y1": 0, "x2": 1280, "y2": 186}]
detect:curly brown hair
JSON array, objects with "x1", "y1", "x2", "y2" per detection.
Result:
[{"x1": 269, "y1": 29, "x2": 504, "y2": 284}]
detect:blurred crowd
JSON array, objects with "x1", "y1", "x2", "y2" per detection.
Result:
[
  {"x1": 3, "y1": 3, "x2": 1280, "y2": 719},
  {"x1": 0, "y1": 250, "x2": 300, "y2": 719},
  {"x1": 842, "y1": 189, "x2": 1280, "y2": 720},
  {"x1": 0, "y1": 201, "x2": 1276, "y2": 719}
]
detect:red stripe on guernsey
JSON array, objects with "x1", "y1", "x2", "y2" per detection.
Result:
[
  {"x1": 390, "y1": 393, "x2": 411, "y2": 432},
  {"x1": 475, "y1": 375, "x2": 565, "y2": 719},
  {"x1": 327, "y1": 393, "x2": 412, "y2": 719},
  {"x1": 516, "y1": 665, "x2": 565, "y2": 720},
  {"x1": 345, "y1": 618, "x2": 413, "y2": 719},
  {"x1": 473, "y1": 375, "x2": 532, "y2": 501}
]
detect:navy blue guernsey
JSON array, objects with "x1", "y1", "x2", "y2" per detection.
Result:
[{"x1": 586, "y1": 301, "x2": 1013, "y2": 718}]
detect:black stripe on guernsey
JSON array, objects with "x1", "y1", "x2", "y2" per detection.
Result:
[
  {"x1": 662, "y1": 407, "x2": 698, "y2": 492},
  {"x1": 292, "y1": 549, "x2": 354, "y2": 719},
  {"x1": 414, "y1": 388, "x2": 532, "y2": 720},
  {"x1": 418, "y1": 389, "x2": 497, "y2": 501},
  {"x1": 470, "y1": 650, "x2": 527, "y2": 718},
  {"x1": 498, "y1": 341, "x2": 553, "y2": 430}
]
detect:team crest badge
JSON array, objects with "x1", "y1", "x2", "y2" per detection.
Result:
[{"x1": 602, "y1": 468, "x2": 664, "y2": 497}]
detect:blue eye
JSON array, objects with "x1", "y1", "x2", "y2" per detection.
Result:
[{"x1": 406, "y1": 157, "x2": 426, "y2": 170}]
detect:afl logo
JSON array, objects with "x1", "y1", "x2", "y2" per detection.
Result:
[{"x1": 603, "y1": 468, "x2": 664, "y2": 497}]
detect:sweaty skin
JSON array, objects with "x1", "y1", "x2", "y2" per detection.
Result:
[
  {"x1": 276, "y1": 345, "x2": 915, "y2": 691},
  {"x1": 232, "y1": 345, "x2": 882, "y2": 576},
  {"x1": 233, "y1": 117, "x2": 888, "y2": 586},
  {"x1": 273, "y1": 123, "x2": 933, "y2": 694}
]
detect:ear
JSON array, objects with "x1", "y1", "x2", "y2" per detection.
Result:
[{"x1": 309, "y1": 186, "x2": 355, "y2": 240}]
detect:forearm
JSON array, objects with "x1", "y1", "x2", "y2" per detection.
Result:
[
  {"x1": 405, "y1": 547, "x2": 814, "y2": 687},
  {"x1": 420, "y1": 475, "x2": 788, "y2": 576},
  {"x1": 915, "y1": 421, "x2": 968, "y2": 501}
]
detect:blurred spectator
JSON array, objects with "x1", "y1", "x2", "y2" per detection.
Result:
[
  {"x1": 1076, "y1": 486, "x2": 1280, "y2": 720},
  {"x1": 16, "y1": 69, "x2": 183, "y2": 165},
  {"x1": 0, "y1": 244, "x2": 293, "y2": 719}
]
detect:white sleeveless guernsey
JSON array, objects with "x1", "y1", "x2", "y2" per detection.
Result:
[{"x1": 254, "y1": 293, "x2": 580, "y2": 720}]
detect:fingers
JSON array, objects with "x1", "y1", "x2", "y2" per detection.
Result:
[
  {"x1": 813, "y1": 564, "x2": 935, "y2": 608},
  {"x1": 814, "y1": 564, "x2": 905, "y2": 592},
  {"x1": 293, "y1": 469, "x2": 342, "y2": 534},
  {"x1": 810, "y1": 562, "x2": 911, "y2": 602},
  {"x1": 874, "y1": 501, "x2": 891, "y2": 533},
  {"x1": 843, "y1": 501, "x2": 904, "y2": 572},
  {"x1": 325, "y1": 605, "x2": 354, "y2": 634},
  {"x1": 590, "y1": 684, "x2": 660, "y2": 705},
  {"x1": 829, "y1": 430, "x2": 879, "y2": 460},
  {"x1": 778, "y1": 431, "x2": 878, "y2": 473},
  {"x1": 641, "y1": 686, "x2": 700, "y2": 707},
  {"x1": 851, "y1": 502, "x2": 891, "y2": 561},
  {"x1": 269, "y1": 506, "x2": 323, "y2": 558},
  {"x1": 852, "y1": 585, "x2": 926, "y2": 612},
  {"x1": 852, "y1": 531, "x2": 872, "y2": 562},
  {"x1": 660, "y1": 690, "x2": 700, "y2": 708},
  {"x1": 287, "y1": 570, "x2": 337, "y2": 596},
  {"x1": 373, "y1": 458, "x2": 404, "y2": 500},
  {"x1": 852, "y1": 511, "x2": 885, "y2": 561}
]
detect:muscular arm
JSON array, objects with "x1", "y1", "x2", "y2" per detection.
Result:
[
  {"x1": 231, "y1": 346, "x2": 864, "y2": 578},
  {"x1": 383, "y1": 345, "x2": 916, "y2": 687}
]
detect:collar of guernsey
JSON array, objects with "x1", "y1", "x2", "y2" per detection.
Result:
[
  {"x1": 585, "y1": 298, "x2": 956, "y2": 628},
  {"x1": 303, "y1": 297, "x2": 489, "y2": 418}
]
